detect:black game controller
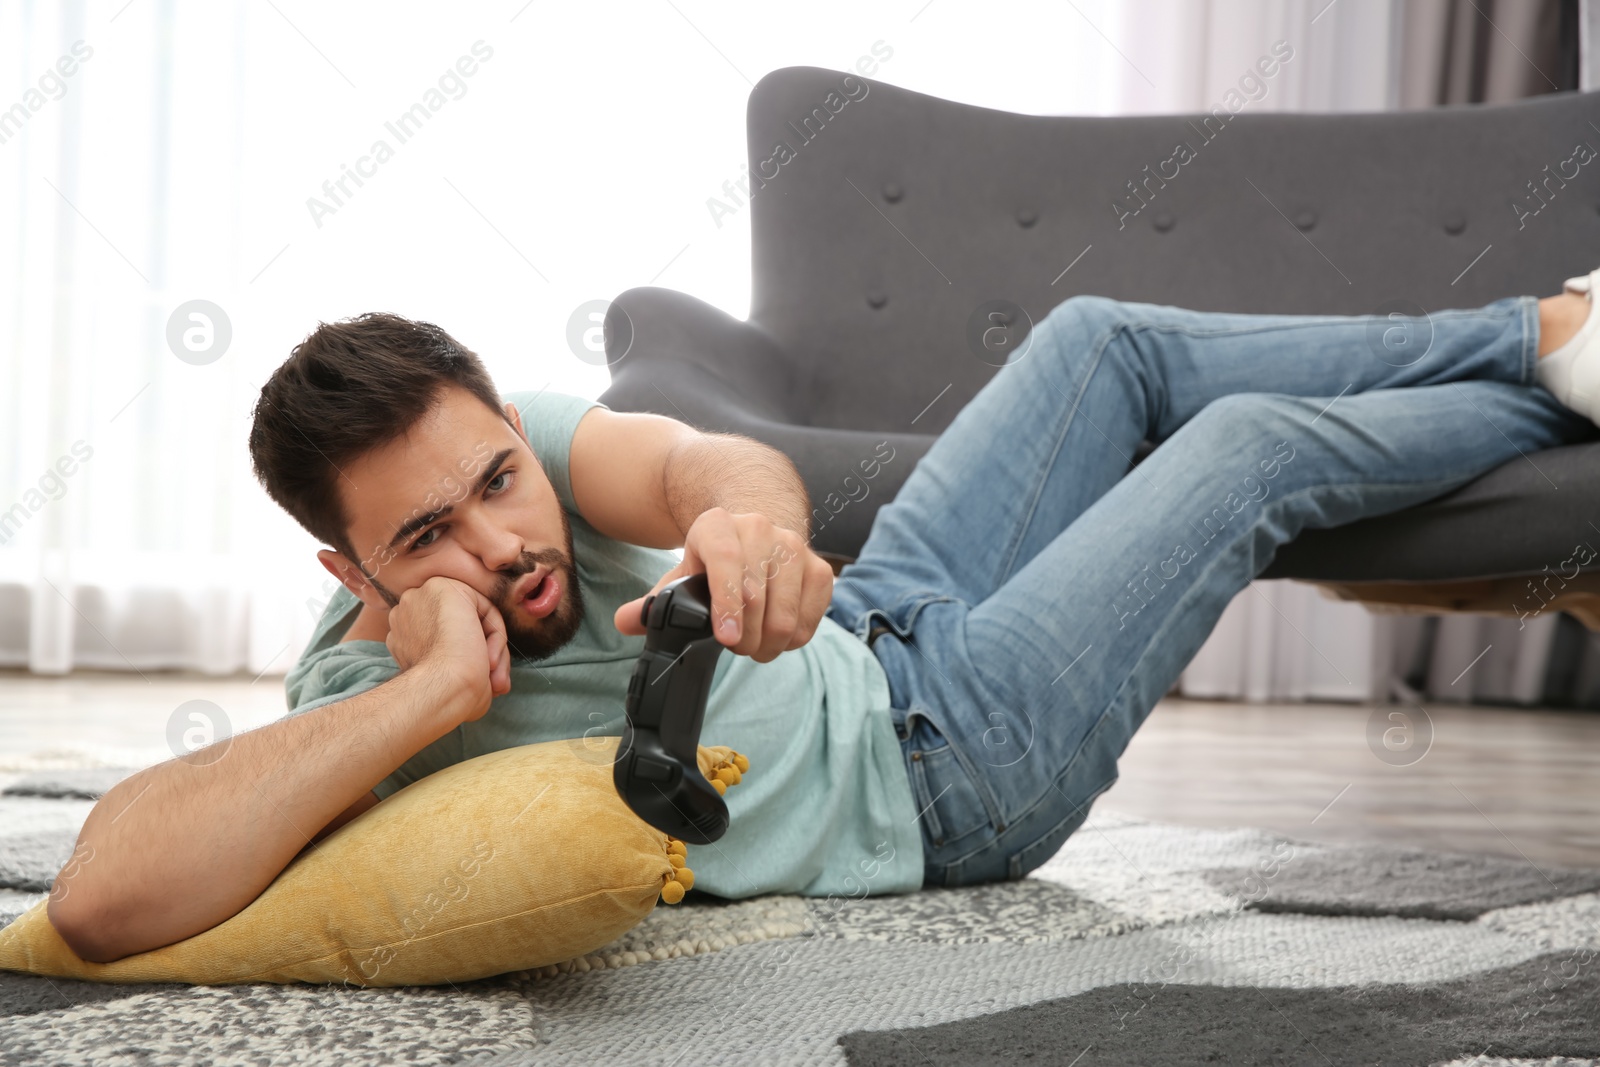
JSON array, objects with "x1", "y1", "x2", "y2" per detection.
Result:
[{"x1": 614, "y1": 572, "x2": 729, "y2": 844}]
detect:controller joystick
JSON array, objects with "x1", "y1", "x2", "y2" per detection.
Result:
[{"x1": 613, "y1": 572, "x2": 729, "y2": 843}]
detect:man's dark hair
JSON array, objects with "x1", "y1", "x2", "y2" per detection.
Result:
[{"x1": 248, "y1": 312, "x2": 509, "y2": 572}]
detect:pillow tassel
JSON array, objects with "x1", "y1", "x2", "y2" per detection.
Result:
[
  {"x1": 658, "y1": 748, "x2": 747, "y2": 905},
  {"x1": 660, "y1": 838, "x2": 690, "y2": 904}
]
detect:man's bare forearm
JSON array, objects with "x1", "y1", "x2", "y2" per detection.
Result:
[
  {"x1": 663, "y1": 433, "x2": 812, "y2": 539},
  {"x1": 47, "y1": 665, "x2": 471, "y2": 962}
]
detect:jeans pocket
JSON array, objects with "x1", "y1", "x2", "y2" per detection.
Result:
[{"x1": 906, "y1": 719, "x2": 994, "y2": 850}]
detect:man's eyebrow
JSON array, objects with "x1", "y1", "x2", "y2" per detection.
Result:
[{"x1": 388, "y1": 447, "x2": 517, "y2": 549}]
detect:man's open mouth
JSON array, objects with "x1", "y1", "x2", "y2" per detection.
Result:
[{"x1": 516, "y1": 568, "x2": 562, "y2": 619}]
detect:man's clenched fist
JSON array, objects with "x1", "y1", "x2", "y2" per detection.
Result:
[{"x1": 384, "y1": 575, "x2": 510, "y2": 722}]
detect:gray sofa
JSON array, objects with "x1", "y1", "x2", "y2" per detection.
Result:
[{"x1": 598, "y1": 67, "x2": 1600, "y2": 629}]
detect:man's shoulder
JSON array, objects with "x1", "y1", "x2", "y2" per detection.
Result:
[
  {"x1": 284, "y1": 585, "x2": 395, "y2": 712},
  {"x1": 500, "y1": 387, "x2": 608, "y2": 418},
  {"x1": 283, "y1": 637, "x2": 399, "y2": 715},
  {"x1": 500, "y1": 387, "x2": 610, "y2": 518}
]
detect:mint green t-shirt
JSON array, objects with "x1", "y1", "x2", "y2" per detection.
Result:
[{"x1": 283, "y1": 388, "x2": 925, "y2": 900}]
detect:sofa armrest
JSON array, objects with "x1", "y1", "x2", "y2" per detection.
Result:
[
  {"x1": 601, "y1": 286, "x2": 806, "y2": 426},
  {"x1": 599, "y1": 287, "x2": 939, "y2": 559}
]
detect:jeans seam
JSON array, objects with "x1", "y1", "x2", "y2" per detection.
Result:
[
  {"x1": 942, "y1": 761, "x2": 1121, "y2": 883},
  {"x1": 906, "y1": 705, "x2": 1009, "y2": 849},
  {"x1": 908, "y1": 716, "x2": 1011, "y2": 858},
  {"x1": 1120, "y1": 301, "x2": 1516, "y2": 342},
  {"x1": 901, "y1": 593, "x2": 959, "y2": 635},
  {"x1": 998, "y1": 312, "x2": 1124, "y2": 586},
  {"x1": 1520, "y1": 293, "x2": 1538, "y2": 386},
  {"x1": 905, "y1": 731, "x2": 946, "y2": 844},
  {"x1": 940, "y1": 720, "x2": 1009, "y2": 840},
  {"x1": 933, "y1": 696, "x2": 1126, "y2": 878},
  {"x1": 999, "y1": 696, "x2": 1125, "y2": 851},
  {"x1": 1009, "y1": 772, "x2": 1122, "y2": 879}
]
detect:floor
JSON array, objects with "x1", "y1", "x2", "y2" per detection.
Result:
[
  {"x1": 1101, "y1": 696, "x2": 1600, "y2": 869},
  {"x1": 2, "y1": 669, "x2": 1596, "y2": 868}
]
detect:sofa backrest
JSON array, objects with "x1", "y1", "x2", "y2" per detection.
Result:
[{"x1": 744, "y1": 66, "x2": 1600, "y2": 435}]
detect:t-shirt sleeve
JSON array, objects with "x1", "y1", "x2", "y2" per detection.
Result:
[
  {"x1": 505, "y1": 388, "x2": 609, "y2": 517},
  {"x1": 283, "y1": 641, "x2": 398, "y2": 718}
]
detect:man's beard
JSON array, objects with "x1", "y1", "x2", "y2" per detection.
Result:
[{"x1": 494, "y1": 504, "x2": 586, "y2": 663}]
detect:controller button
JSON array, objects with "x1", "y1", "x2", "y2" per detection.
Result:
[
  {"x1": 633, "y1": 756, "x2": 677, "y2": 783},
  {"x1": 669, "y1": 601, "x2": 707, "y2": 631}
]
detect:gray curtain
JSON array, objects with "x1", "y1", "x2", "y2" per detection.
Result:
[
  {"x1": 1388, "y1": 0, "x2": 1596, "y2": 710},
  {"x1": 1396, "y1": 0, "x2": 1578, "y2": 106}
]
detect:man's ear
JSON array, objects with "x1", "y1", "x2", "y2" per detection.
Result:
[
  {"x1": 504, "y1": 401, "x2": 525, "y2": 441},
  {"x1": 316, "y1": 549, "x2": 387, "y2": 611}
]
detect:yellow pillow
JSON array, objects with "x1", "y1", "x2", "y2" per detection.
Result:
[{"x1": 0, "y1": 736, "x2": 748, "y2": 987}]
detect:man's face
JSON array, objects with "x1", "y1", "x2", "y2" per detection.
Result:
[{"x1": 327, "y1": 383, "x2": 586, "y2": 662}]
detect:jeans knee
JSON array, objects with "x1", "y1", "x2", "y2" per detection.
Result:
[
  {"x1": 1046, "y1": 293, "x2": 1124, "y2": 335},
  {"x1": 1034, "y1": 294, "x2": 1133, "y2": 376},
  {"x1": 1189, "y1": 391, "x2": 1311, "y2": 441},
  {"x1": 1176, "y1": 395, "x2": 1308, "y2": 494}
]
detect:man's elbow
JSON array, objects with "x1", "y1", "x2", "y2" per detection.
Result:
[{"x1": 46, "y1": 891, "x2": 131, "y2": 964}]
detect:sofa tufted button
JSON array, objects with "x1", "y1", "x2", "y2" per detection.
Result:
[
  {"x1": 866, "y1": 290, "x2": 888, "y2": 309},
  {"x1": 1016, "y1": 207, "x2": 1038, "y2": 228},
  {"x1": 883, "y1": 182, "x2": 903, "y2": 203},
  {"x1": 1152, "y1": 210, "x2": 1175, "y2": 232},
  {"x1": 1443, "y1": 211, "x2": 1466, "y2": 235},
  {"x1": 1294, "y1": 209, "x2": 1317, "y2": 231}
]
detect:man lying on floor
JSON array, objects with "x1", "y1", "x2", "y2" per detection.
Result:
[{"x1": 45, "y1": 272, "x2": 1600, "y2": 961}]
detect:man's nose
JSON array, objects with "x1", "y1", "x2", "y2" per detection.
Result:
[{"x1": 462, "y1": 513, "x2": 524, "y2": 573}]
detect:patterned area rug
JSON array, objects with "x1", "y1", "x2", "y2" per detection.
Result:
[{"x1": 2, "y1": 766, "x2": 1598, "y2": 1067}]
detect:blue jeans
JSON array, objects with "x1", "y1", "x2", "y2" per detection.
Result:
[{"x1": 822, "y1": 293, "x2": 1595, "y2": 889}]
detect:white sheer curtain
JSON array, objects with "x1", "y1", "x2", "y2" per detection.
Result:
[{"x1": 0, "y1": 0, "x2": 1139, "y2": 678}]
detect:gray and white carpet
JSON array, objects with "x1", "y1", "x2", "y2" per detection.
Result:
[{"x1": 1, "y1": 764, "x2": 1598, "y2": 1067}]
